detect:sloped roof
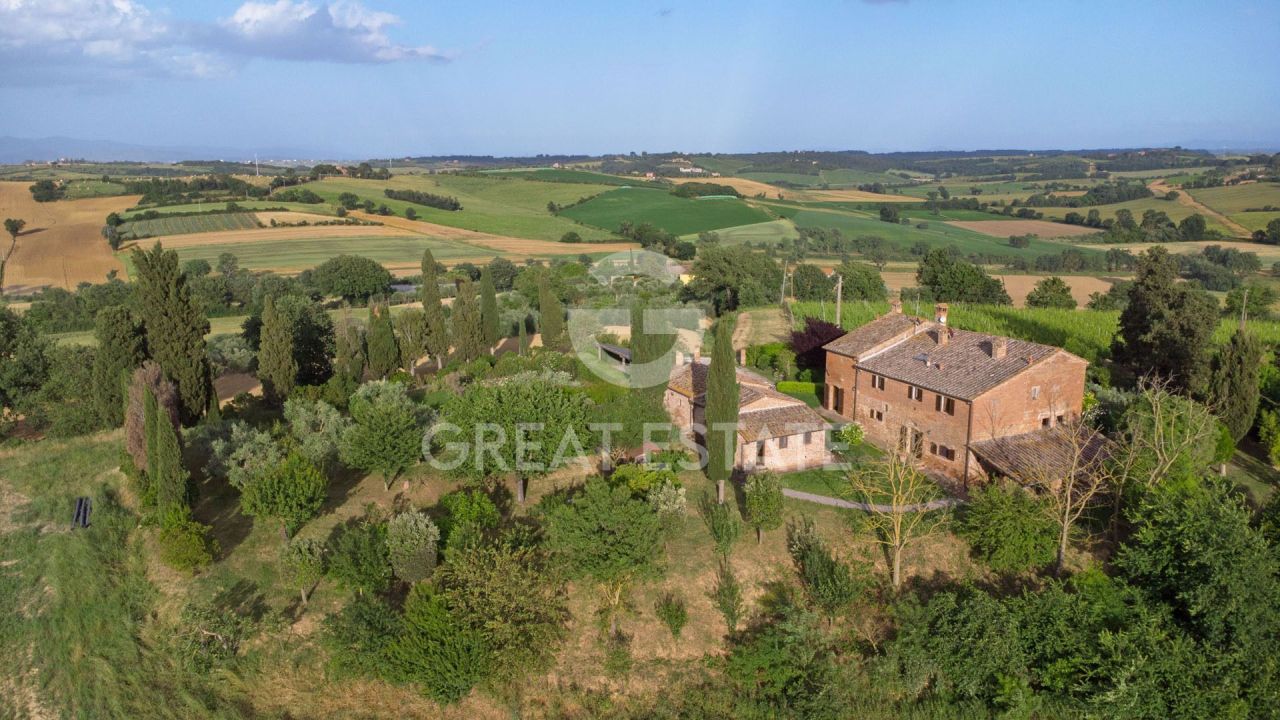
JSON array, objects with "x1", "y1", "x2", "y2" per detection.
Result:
[
  {"x1": 971, "y1": 426, "x2": 1111, "y2": 485},
  {"x1": 822, "y1": 313, "x2": 921, "y2": 358},
  {"x1": 667, "y1": 362, "x2": 770, "y2": 406},
  {"x1": 738, "y1": 403, "x2": 828, "y2": 441},
  {"x1": 858, "y1": 326, "x2": 1066, "y2": 400},
  {"x1": 667, "y1": 361, "x2": 829, "y2": 440}
]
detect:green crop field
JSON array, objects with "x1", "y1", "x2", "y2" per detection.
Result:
[
  {"x1": 693, "y1": 156, "x2": 754, "y2": 175},
  {"x1": 559, "y1": 186, "x2": 773, "y2": 235},
  {"x1": 308, "y1": 174, "x2": 620, "y2": 242},
  {"x1": 152, "y1": 235, "x2": 488, "y2": 273},
  {"x1": 771, "y1": 205, "x2": 1081, "y2": 259},
  {"x1": 119, "y1": 212, "x2": 260, "y2": 238},
  {"x1": 1190, "y1": 183, "x2": 1280, "y2": 215},
  {"x1": 484, "y1": 168, "x2": 635, "y2": 185},
  {"x1": 690, "y1": 218, "x2": 797, "y2": 246},
  {"x1": 1233, "y1": 211, "x2": 1280, "y2": 232},
  {"x1": 62, "y1": 179, "x2": 129, "y2": 199},
  {"x1": 897, "y1": 207, "x2": 1017, "y2": 221},
  {"x1": 122, "y1": 200, "x2": 339, "y2": 217}
]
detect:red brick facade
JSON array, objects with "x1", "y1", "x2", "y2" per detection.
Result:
[{"x1": 823, "y1": 307, "x2": 1087, "y2": 483}]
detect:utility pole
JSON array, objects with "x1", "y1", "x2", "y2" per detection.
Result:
[
  {"x1": 834, "y1": 274, "x2": 843, "y2": 328},
  {"x1": 779, "y1": 261, "x2": 788, "y2": 305},
  {"x1": 1240, "y1": 286, "x2": 1249, "y2": 330}
]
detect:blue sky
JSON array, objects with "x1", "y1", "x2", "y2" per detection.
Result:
[{"x1": 1, "y1": 0, "x2": 1277, "y2": 158}]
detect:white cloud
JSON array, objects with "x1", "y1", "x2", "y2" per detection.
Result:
[{"x1": 0, "y1": 0, "x2": 450, "y2": 86}]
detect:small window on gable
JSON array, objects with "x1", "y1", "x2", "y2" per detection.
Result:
[{"x1": 1031, "y1": 386, "x2": 1041, "y2": 400}]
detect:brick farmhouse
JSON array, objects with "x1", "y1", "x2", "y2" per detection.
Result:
[
  {"x1": 822, "y1": 302, "x2": 1088, "y2": 484},
  {"x1": 665, "y1": 358, "x2": 831, "y2": 474}
]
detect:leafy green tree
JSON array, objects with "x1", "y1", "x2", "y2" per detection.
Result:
[
  {"x1": 438, "y1": 378, "x2": 590, "y2": 501},
  {"x1": 546, "y1": 477, "x2": 663, "y2": 634},
  {"x1": 333, "y1": 316, "x2": 366, "y2": 385},
  {"x1": 1209, "y1": 328, "x2": 1263, "y2": 442},
  {"x1": 240, "y1": 451, "x2": 327, "y2": 538},
  {"x1": 916, "y1": 248, "x2": 1011, "y2": 305},
  {"x1": 878, "y1": 205, "x2": 900, "y2": 224},
  {"x1": 257, "y1": 296, "x2": 297, "y2": 401},
  {"x1": 365, "y1": 304, "x2": 399, "y2": 378},
  {"x1": 282, "y1": 537, "x2": 325, "y2": 604},
  {"x1": 834, "y1": 260, "x2": 888, "y2": 301},
  {"x1": 420, "y1": 250, "x2": 450, "y2": 369},
  {"x1": 699, "y1": 491, "x2": 742, "y2": 557},
  {"x1": 1178, "y1": 213, "x2": 1208, "y2": 240},
  {"x1": 327, "y1": 518, "x2": 392, "y2": 595},
  {"x1": 1025, "y1": 276, "x2": 1077, "y2": 309},
  {"x1": 790, "y1": 264, "x2": 833, "y2": 300},
  {"x1": 340, "y1": 380, "x2": 421, "y2": 490},
  {"x1": 393, "y1": 307, "x2": 425, "y2": 370},
  {"x1": 744, "y1": 472, "x2": 784, "y2": 542},
  {"x1": 208, "y1": 421, "x2": 284, "y2": 491},
  {"x1": 387, "y1": 510, "x2": 440, "y2": 584},
  {"x1": 132, "y1": 242, "x2": 213, "y2": 425},
  {"x1": 90, "y1": 306, "x2": 146, "y2": 427},
  {"x1": 438, "y1": 543, "x2": 568, "y2": 676},
  {"x1": 282, "y1": 397, "x2": 351, "y2": 471},
  {"x1": 725, "y1": 601, "x2": 844, "y2": 718},
  {"x1": 385, "y1": 585, "x2": 491, "y2": 704},
  {"x1": 487, "y1": 257, "x2": 519, "y2": 291},
  {"x1": 1116, "y1": 383, "x2": 1219, "y2": 491},
  {"x1": 242, "y1": 294, "x2": 335, "y2": 387},
  {"x1": 704, "y1": 317, "x2": 739, "y2": 501},
  {"x1": 785, "y1": 516, "x2": 866, "y2": 622},
  {"x1": 450, "y1": 278, "x2": 485, "y2": 363},
  {"x1": 537, "y1": 275, "x2": 567, "y2": 351},
  {"x1": 1224, "y1": 283, "x2": 1277, "y2": 322},
  {"x1": 310, "y1": 255, "x2": 391, "y2": 300},
  {"x1": 480, "y1": 269, "x2": 500, "y2": 351},
  {"x1": 628, "y1": 300, "x2": 675, "y2": 397},
  {"x1": 0, "y1": 306, "x2": 48, "y2": 417},
  {"x1": 1111, "y1": 247, "x2": 1218, "y2": 394},
  {"x1": 683, "y1": 245, "x2": 783, "y2": 314},
  {"x1": 957, "y1": 482, "x2": 1057, "y2": 573}
]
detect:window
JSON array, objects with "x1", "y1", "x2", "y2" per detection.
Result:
[
  {"x1": 931, "y1": 444, "x2": 956, "y2": 461},
  {"x1": 935, "y1": 395, "x2": 955, "y2": 415},
  {"x1": 870, "y1": 374, "x2": 885, "y2": 391},
  {"x1": 1041, "y1": 416, "x2": 1051, "y2": 428},
  {"x1": 804, "y1": 431, "x2": 813, "y2": 445},
  {"x1": 869, "y1": 408, "x2": 884, "y2": 422},
  {"x1": 907, "y1": 385, "x2": 923, "y2": 401},
  {"x1": 1031, "y1": 386, "x2": 1040, "y2": 400},
  {"x1": 779, "y1": 435, "x2": 789, "y2": 449},
  {"x1": 832, "y1": 387, "x2": 844, "y2": 414},
  {"x1": 756, "y1": 441, "x2": 765, "y2": 465},
  {"x1": 1056, "y1": 414, "x2": 1066, "y2": 425}
]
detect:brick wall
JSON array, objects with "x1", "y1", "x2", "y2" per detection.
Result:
[
  {"x1": 970, "y1": 352, "x2": 1087, "y2": 442},
  {"x1": 852, "y1": 369, "x2": 973, "y2": 477},
  {"x1": 735, "y1": 431, "x2": 830, "y2": 473}
]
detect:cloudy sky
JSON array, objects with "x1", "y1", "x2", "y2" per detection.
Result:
[{"x1": 1, "y1": 0, "x2": 1277, "y2": 158}]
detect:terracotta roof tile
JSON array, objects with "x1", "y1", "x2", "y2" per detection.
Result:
[
  {"x1": 970, "y1": 426, "x2": 1111, "y2": 484},
  {"x1": 857, "y1": 326, "x2": 1062, "y2": 399},
  {"x1": 822, "y1": 313, "x2": 921, "y2": 358}
]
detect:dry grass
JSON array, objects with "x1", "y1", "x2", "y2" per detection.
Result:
[
  {"x1": 254, "y1": 210, "x2": 337, "y2": 225},
  {"x1": 944, "y1": 219, "x2": 1101, "y2": 238},
  {"x1": 0, "y1": 181, "x2": 140, "y2": 293},
  {"x1": 671, "y1": 175, "x2": 786, "y2": 198}
]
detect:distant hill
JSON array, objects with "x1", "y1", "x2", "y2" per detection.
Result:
[{"x1": 0, "y1": 136, "x2": 321, "y2": 164}]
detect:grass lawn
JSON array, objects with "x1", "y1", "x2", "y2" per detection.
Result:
[
  {"x1": 1227, "y1": 443, "x2": 1280, "y2": 506},
  {"x1": 560, "y1": 186, "x2": 773, "y2": 236},
  {"x1": 308, "y1": 175, "x2": 620, "y2": 242}
]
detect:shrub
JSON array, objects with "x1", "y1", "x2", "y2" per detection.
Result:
[
  {"x1": 387, "y1": 510, "x2": 440, "y2": 584},
  {"x1": 158, "y1": 519, "x2": 218, "y2": 572},
  {"x1": 609, "y1": 463, "x2": 678, "y2": 497},
  {"x1": 438, "y1": 490, "x2": 500, "y2": 551},
  {"x1": 649, "y1": 480, "x2": 688, "y2": 534},
  {"x1": 208, "y1": 421, "x2": 284, "y2": 491},
  {"x1": 699, "y1": 492, "x2": 741, "y2": 558},
  {"x1": 957, "y1": 482, "x2": 1057, "y2": 573},
  {"x1": 282, "y1": 537, "x2": 325, "y2": 604},
  {"x1": 321, "y1": 594, "x2": 402, "y2": 678},
  {"x1": 710, "y1": 558, "x2": 744, "y2": 634},
  {"x1": 786, "y1": 517, "x2": 866, "y2": 620},
  {"x1": 654, "y1": 592, "x2": 688, "y2": 639},
  {"x1": 385, "y1": 585, "x2": 491, "y2": 704},
  {"x1": 340, "y1": 380, "x2": 422, "y2": 489},
  {"x1": 744, "y1": 472, "x2": 784, "y2": 543},
  {"x1": 283, "y1": 397, "x2": 351, "y2": 471},
  {"x1": 239, "y1": 451, "x2": 328, "y2": 537},
  {"x1": 776, "y1": 380, "x2": 818, "y2": 396},
  {"x1": 327, "y1": 519, "x2": 392, "y2": 595}
]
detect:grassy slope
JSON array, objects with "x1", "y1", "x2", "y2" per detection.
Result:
[
  {"x1": 1233, "y1": 211, "x2": 1280, "y2": 232},
  {"x1": 1191, "y1": 182, "x2": 1280, "y2": 215},
  {"x1": 690, "y1": 218, "x2": 797, "y2": 245},
  {"x1": 121, "y1": 212, "x2": 260, "y2": 238},
  {"x1": 166, "y1": 235, "x2": 488, "y2": 273},
  {"x1": 1032, "y1": 196, "x2": 1234, "y2": 235},
  {"x1": 308, "y1": 175, "x2": 619, "y2": 242},
  {"x1": 482, "y1": 168, "x2": 635, "y2": 186},
  {"x1": 559, "y1": 186, "x2": 773, "y2": 236},
  {"x1": 122, "y1": 200, "x2": 339, "y2": 218}
]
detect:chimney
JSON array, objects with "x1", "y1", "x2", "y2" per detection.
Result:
[
  {"x1": 934, "y1": 303, "x2": 949, "y2": 325},
  {"x1": 935, "y1": 328, "x2": 949, "y2": 346},
  {"x1": 991, "y1": 337, "x2": 1007, "y2": 359},
  {"x1": 889, "y1": 299, "x2": 903, "y2": 315}
]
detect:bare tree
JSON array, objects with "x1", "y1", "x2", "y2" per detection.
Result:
[{"x1": 848, "y1": 454, "x2": 948, "y2": 590}]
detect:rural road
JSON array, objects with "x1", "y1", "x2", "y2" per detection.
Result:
[
  {"x1": 782, "y1": 487, "x2": 960, "y2": 513},
  {"x1": 1147, "y1": 178, "x2": 1250, "y2": 238}
]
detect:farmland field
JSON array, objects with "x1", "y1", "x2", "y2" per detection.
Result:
[
  {"x1": 690, "y1": 218, "x2": 797, "y2": 245},
  {"x1": 120, "y1": 211, "x2": 260, "y2": 238},
  {"x1": 62, "y1": 179, "x2": 129, "y2": 199},
  {"x1": 945, "y1": 219, "x2": 1102, "y2": 239},
  {"x1": 484, "y1": 168, "x2": 635, "y2": 185},
  {"x1": 0, "y1": 181, "x2": 139, "y2": 293},
  {"x1": 774, "y1": 205, "x2": 1084, "y2": 259},
  {"x1": 155, "y1": 235, "x2": 490, "y2": 274},
  {"x1": 875, "y1": 271, "x2": 1115, "y2": 308},
  {"x1": 559, "y1": 186, "x2": 773, "y2": 235},
  {"x1": 308, "y1": 174, "x2": 620, "y2": 242},
  {"x1": 1233, "y1": 211, "x2": 1280, "y2": 232},
  {"x1": 1031, "y1": 196, "x2": 1235, "y2": 235},
  {"x1": 121, "y1": 200, "x2": 339, "y2": 217},
  {"x1": 739, "y1": 169, "x2": 903, "y2": 187},
  {"x1": 1190, "y1": 182, "x2": 1280, "y2": 215},
  {"x1": 1073, "y1": 239, "x2": 1280, "y2": 264}
]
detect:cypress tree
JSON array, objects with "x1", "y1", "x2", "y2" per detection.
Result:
[
  {"x1": 394, "y1": 307, "x2": 426, "y2": 370},
  {"x1": 451, "y1": 279, "x2": 485, "y2": 363},
  {"x1": 132, "y1": 242, "x2": 213, "y2": 425},
  {"x1": 420, "y1": 250, "x2": 450, "y2": 369},
  {"x1": 258, "y1": 295, "x2": 298, "y2": 402},
  {"x1": 1210, "y1": 328, "x2": 1264, "y2": 442},
  {"x1": 538, "y1": 277, "x2": 566, "y2": 351},
  {"x1": 143, "y1": 386, "x2": 159, "y2": 503},
  {"x1": 366, "y1": 303, "x2": 400, "y2": 378},
  {"x1": 518, "y1": 316, "x2": 529, "y2": 356},
  {"x1": 91, "y1": 305, "x2": 146, "y2": 426},
  {"x1": 704, "y1": 316, "x2": 739, "y2": 503},
  {"x1": 335, "y1": 317, "x2": 366, "y2": 383},
  {"x1": 480, "y1": 268, "x2": 500, "y2": 352},
  {"x1": 149, "y1": 390, "x2": 191, "y2": 525}
]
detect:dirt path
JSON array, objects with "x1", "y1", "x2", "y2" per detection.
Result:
[
  {"x1": 782, "y1": 487, "x2": 960, "y2": 513},
  {"x1": 1148, "y1": 178, "x2": 1250, "y2": 238}
]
